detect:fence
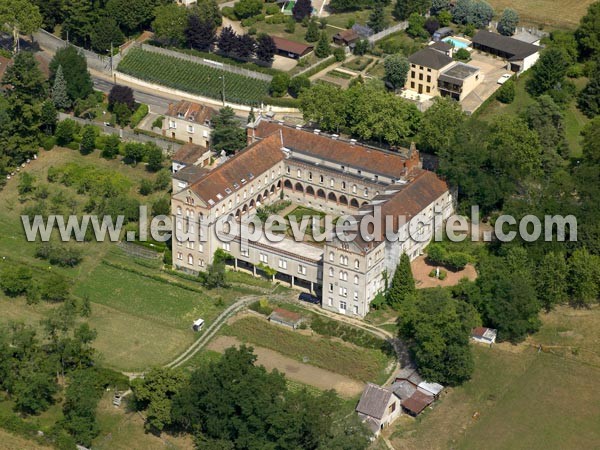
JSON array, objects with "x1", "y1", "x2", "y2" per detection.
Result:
[
  {"x1": 58, "y1": 113, "x2": 180, "y2": 153},
  {"x1": 368, "y1": 22, "x2": 409, "y2": 44},
  {"x1": 33, "y1": 29, "x2": 123, "y2": 75},
  {"x1": 139, "y1": 44, "x2": 273, "y2": 82}
]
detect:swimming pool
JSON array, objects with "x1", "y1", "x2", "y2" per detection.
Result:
[{"x1": 443, "y1": 36, "x2": 471, "y2": 49}]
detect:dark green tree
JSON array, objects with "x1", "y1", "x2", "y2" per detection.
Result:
[
  {"x1": 496, "y1": 79, "x2": 515, "y2": 103},
  {"x1": 526, "y1": 48, "x2": 570, "y2": 97},
  {"x1": 51, "y1": 65, "x2": 71, "y2": 110},
  {"x1": 255, "y1": 34, "x2": 276, "y2": 64},
  {"x1": 537, "y1": 252, "x2": 568, "y2": 311},
  {"x1": 568, "y1": 248, "x2": 600, "y2": 307},
  {"x1": 578, "y1": 64, "x2": 600, "y2": 118},
  {"x1": 368, "y1": 2, "x2": 387, "y2": 32},
  {"x1": 387, "y1": 253, "x2": 415, "y2": 308},
  {"x1": 575, "y1": 1, "x2": 600, "y2": 59},
  {"x1": 152, "y1": 3, "x2": 189, "y2": 47},
  {"x1": 40, "y1": 100, "x2": 58, "y2": 135},
  {"x1": 384, "y1": 53, "x2": 410, "y2": 90},
  {"x1": 315, "y1": 31, "x2": 331, "y2": 58},
  {"x1": 289, "y1": 75, "x2": 311, "y2": 97},
  {"x1": 61, "y1": 0, "x2": 95, "y2": 46},
  {"x1": 90, "y1": 15, "x2": 125, "y2": 54},
  {"x1": 292, "y1": 0, "x2": 312, "y2": 21},
  {"x1": 146, "y1": 143, "x2": 164, "y2": 172},
  {"x1": 419, "y1": 96, "x2": 466, "y2": 154},
  {"x1": 61, "y1": 369, "x2": 103, "y2": 446},
  {"x1": 394, "y1": 0, "x2": 431, "y2": 20},
  {"x1": 80, "y1": 125, "x2": 96, "y2": 155},
  {"x1": 497, "y1": 8, "x2": 519, "y2": 36},
  {"x1": 270, "y1": 73, "x2": 291, "y2": 97},
  {"x1": 211, "y1": 106, "x2": 246, "y2": 154},
  {"x1": 49, "y1": 46, "x2": 93, "y2": 102},
  {"x1": 305, "y1": 18, "x2": 320, "y2": 42},
  {"x1": 186, "y1": 14, "x2": 216, "y2": 51},
  {"x1": 101, "y1": 134, "x2": 121, "y2": 159}
]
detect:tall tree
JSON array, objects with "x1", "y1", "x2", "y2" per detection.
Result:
[
  {"x1": 108, "y1": 85, "x2": 135, "y2": 111},
  {"x1": 292, "y1": 0, "x2": 312, "y2": 22},
  {"x1": 537, "y1": 251, "x2": 568, "y2": 311},
  {"x1": 234, "y1": 34, "x2": 257, "y2": 59},
  {"x1": 106, "y1": 0, "x2": 163, "y2": 35},
  {"x1": 523, "y1": 95, "x2": 569, "y2": 166},
  {"x1": 0, "y1": 0, "x2": 43, "y2": 54},
  {"x1": 575, "y1": 1, "x2": 600, "y2": 59},
  {"x1": 61, "y1": 0, "x2": 95, "y2": 47},
  {"x1": 387, "y1": 253, "x2": 415, "y2": 308},
  {"x1": 497, "y1": 8, "x2": 519, "y2": 36},
  {"x1": 80, "y1": 125, "x2": 96, "y2": 155},
  {"x1": 190, "y1": 0, "x2": 222, "y2": 26},
  {"x1": 394, "y1": 0, "x2": 431, "y2": 21},
  {"x1": 368, "y1": 2, "x2": 388, "y2": 33},
  {"x1": 218, "y1": 26, "x2": 238, "y2": 55},
  {"x1": 384, "y1": 53, "x2": 410, "y2": 90},
  {"x1": 152, "y1": 4, "x2": 189, "y2": 47},
  {"x1": 305, "y1": 18, "x2": 320, "y2": 42},
  {"x1": 299, "y1": 83, "x2": 347, "y2": 132},
  {"x1": 186, "y1": 14, "x2": 216, "y2": 51},
  {"x1": 431, "y1": 0, "x2": 450, "y2": 15},
  {"x1": 255, "y1": 34, "x2": 276, "y2": 64},
  {"x1": 52, "y1": 65, "x2": 71, "y2": 110},
  {"x1": 315, "y1": 31, "x2": 331, "y2": 58},
  {"x1": 49, "y1": 46, "x2": 93, "y2": 102},
  {"x1": 419, "y1": 96, "x2": 466, "y2": 154},
  {"x1": 526, "y1": 47, "x2": 569, "y2": 97},
  {"x1": 578, "y1": 63, "x2": 600, "y2": 118},
  {"x1": 211, "y1": 106, "x2": 246, "y2": 154},
  {"x1": 568, "y1": 248, "x2": 600, "y2": 307},
  {"x1": 40, "y1": 100, "x2": 58, "y2": 135},
  {"x1": 90, "y1": 15, "x2": 125, "y2": 54}
]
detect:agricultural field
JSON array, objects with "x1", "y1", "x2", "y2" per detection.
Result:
[
  {"x1": 386, "y1": 306, "x2": 600, "y2": 450},
  {"x1": 118, "y1": 48, "x2": 270, "y2": 105},
  {"x1": 486, "y1": 0, "x2": 595, "y2": 29}
]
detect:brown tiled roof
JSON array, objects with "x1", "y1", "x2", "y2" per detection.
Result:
[
  {"x1": 271, "y1": 36, "x2": 314, "y2": 56},
  {"x1": 334, "y1": 29, "x2": 359, "y2": 43},
  {"x1": 253, "y1": 122, "x2": 415, "y2": 180},
  {"x1": 189, "y1": 133, "x2": 284, "y2": 205},
  {"x1": 173, "y1": 143, "x2": 209, "y2": 165},
  {"x1": 401, "y1": 390, "x2": 433, "y2": 415},
  {"x1": 472, "y1": 327, "x2": 488, "y2": 338},
  {"x1": 356, "y1": 383, "x2": 396, "y2": 420},
  {"x1": 269, "y1": 307, "x2": 303, "y2": 324},
  {"x1": 166, "y1": 100, "x2": 216, "y2": 124},
  {"x1": 379, "y1": 169, "x2": 449, "y2": 229}
]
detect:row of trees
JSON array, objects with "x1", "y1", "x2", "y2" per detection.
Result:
[{"x1": 132, "y1": 345, "x2": 372, "y2": 449}]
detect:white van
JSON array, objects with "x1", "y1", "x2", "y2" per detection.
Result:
[{"x1": 192, "y1": 318, "x2": 205, "y2": 332}]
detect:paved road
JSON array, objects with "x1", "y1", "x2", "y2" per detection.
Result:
[{"x1": 92, "y1": 77, "x2": 173, "y2": 112}]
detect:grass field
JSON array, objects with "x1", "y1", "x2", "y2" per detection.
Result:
[
  {"x1": 487, "y1": 0, "x2": 594, "y2": 29},
  {"x1": 221, "y1": 316, "x2": 393, "y2": 383},
  {"x1": 475, "y1": 72, "x2": 590, "y2": 156},
  {"x1": 387, "y1": 306, "x2": 600, "y2": 449}
]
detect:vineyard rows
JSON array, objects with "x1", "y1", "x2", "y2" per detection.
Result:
[{"x1": 117, "y1": 48, "x2": 270, "y2": 105}]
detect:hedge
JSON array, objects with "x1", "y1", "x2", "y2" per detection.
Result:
[
  {"x1": 296, "y1": 55, "x2": 336, "y2": 79},
  {"x1": 129, "y1": 103, "x2": 149, "y2": 128}
]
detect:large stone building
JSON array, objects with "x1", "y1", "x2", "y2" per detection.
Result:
[
  {"x1": 163, "y1": 100, "x2": 215, "y2": 147},
  {"x1": 170, "y1": 118, "x2": 454, "y2": 318}
]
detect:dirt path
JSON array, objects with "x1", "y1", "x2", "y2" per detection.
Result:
[{"x1": 207, "y1": 336, "x2": 365, "y2": 398}]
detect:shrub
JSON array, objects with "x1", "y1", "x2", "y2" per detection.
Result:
[
  {"x1": 497, "y1": 79, "x2": 515, "y2": 103},
  {"x1": 221, "y1": 6, "x2": 236, "y2": 20},
  {"x1": 445, "y1": 252, "x2": 470, "y2": 271},
  {"x1": 55, "y1": 119, "x2": 80, "y2": 146},
  {"x1": 249, "y1": 298, "x2": 273, "y2": 315},
  {"x1": 265, "y1": 4, "x2": 280, "y2": 15},
  {"x1": 289, "y1": 75, "x2": 311, "y2": 97},
  {"x1": 41, "y1": 136, "x2": 57, "y2": 151},
  {"x1": 139, "y1": 179, "x2": 154, "y2": 195},
  {"x1": 151, "y1": 115, "x2": 164, "y2": 129},
  {"x1": 454, "y1": 48, "x2": 471, "y2": 61},
  {"x1": 130, "y1": 103, "x2": 149, "y2": 128},
  {"x1": 270, "y1": 73, "x2": 291, "y2": 97},
  {"x1": 439, "y1": 270, "x2": 447, "y2": 280},
  {"x1": 333, "y1": 47, "x2": 346, "y2": 62},
  {"x1": 36, "y1": 243, "x2": 83, "y2": 267}
]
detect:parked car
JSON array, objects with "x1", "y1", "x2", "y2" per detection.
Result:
[
  {"x1": 192, "y1": 318, "x2": 205, "y2": 332},
  {"x1": 497, "y1": 74, "x2": 512, "y2": 85},
  {"x1": 299, "y1": 292, "x2": 320, "y2": 305}
]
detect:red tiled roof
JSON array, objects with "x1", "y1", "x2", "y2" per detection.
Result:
[
  {"x1": 253, "y1": 122, "x2": 417, "y2": 180},
  {"x1": 189, "y1": 133, "x2": 284, "y2": 205},
  {"x1": 472, "y1": 327, "x2": 488, "y2": 338},
  {"x1": 271, "y1": 36, "x2": 314, "y2": 56},
  {"x1": 270, "y1": 307, "x2": 303, "y2": 324},
  {"x1": 166, "y1": 100, "x2": 215, "y2": 124}
]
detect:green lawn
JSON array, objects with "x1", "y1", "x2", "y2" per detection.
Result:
[{"x1": 221, "y1": 316, "x2": 393, "y2": 383}]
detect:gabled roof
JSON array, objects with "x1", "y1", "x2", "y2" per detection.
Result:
[
  {"x1": 172, "y1": 143, "x2": 209, "y2": 165},
  {"x1": 166, "y1": 100, "x2": 216, "y2": 124},
  {"x1": 252, "y1": 121, "x2": 415, "y2": 180},
  {"x1": 189, "y1": 133, "x2": 285, "y2": 206},
  {"x1": 430, "y1": 41, "x2": 453, "y2": 53},
  {"x1": 409, "y1": 47, "x2": 454, "y2": 70},
  {"x1": 356, "y1": 383, "x2": 397, "y2": 420},
  {"x1": 402, "y1": 390, "x2": 433, "y2": 415},
  {"x1": 472, "y1": 30, "x2": 540, "y2": 60},
  {"x1": 391, "y1": 380, "x2": 417, "y2": 400},
  {"x1": 271, "y1": 36, "x2": 314, "y2": 56},
  {"x1": 334, "y1": 28, "x2": 359, "y2": 43}
]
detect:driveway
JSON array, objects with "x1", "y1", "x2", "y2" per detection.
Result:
[{"x1": 461, "y1": 51, "x2": 510, "y2": 114}]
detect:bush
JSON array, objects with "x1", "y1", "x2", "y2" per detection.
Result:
[
  {"x1": 270, "y1": 72, "x2": 291, "y2": 97},
  {"x1": 41, "y1": 135, "x2": 57, "y2": 151},
  {"x1": 333, "y1": 47, "x2": 346, "y2": 62},
  {"x1": 139, "y1": 179, "x2": 154, "y2": 195},
  {"x1": 454, "y1": 48, "x2": 471, "y2": 61},
  {"x1": 151, "y1": 115, "x2": 164, "y2": 129},
  {"x1": 265, "y1": 4, "x2": 280, "y2": 15},
  {"x1": 289, "y1": 75, "x2": 311, "y2": 97},
  {"x1": 497, "y1": 79, "x2": 515, "y2": 104},
  {"x1": 310, "y1": 315, "x2": 393, "y2": 354},
  {"x1": 445, "y1": 252, "x2": 470, "y2": 271},
  {"x1": 130, "y1": 103, "x2": 149, "y2": 128},
  {"x1": 221, "y1": 6, "x2": 236, "y2": 20},
  {"x1": 36, "y1": 243, "x2": 83, "y2": 267},
  {"x1": 55, "y1": 119, "x2": 80, "y2": 146},
  {"x1": 249, "y1": 298, "x2": 274, "y2": 315}
]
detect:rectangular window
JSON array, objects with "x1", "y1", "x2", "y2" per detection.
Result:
[
  {"x1": 278, "y1": 259, "x2": 287, "y2": 269},
  {"x1": 354, "y1": 291, "x2": 358, "y2": 300},
  {"x1": 411, "y1": 82, "x2": 415, "y2": 89},
  {"x1": 241, "y1": 247, "x2": 249, "y2": 257},
  {"x1": 411, "y1": 71, "x2": 416, "y2": 78},
  {"x1": 177, "y1": 252, "x2": 183, "y2": 260},
  {"x1": 426, "y1": 75, "x2": 431, "y2": 83},
  {"x1": 187, "y1": 125, "x2": 194, "y2": 133},
  {"x1": 419, "y1": 73, "x2": 423, "y2": 80},
  {"x1": 339, "y1": 287, "x2": 347, "y2": 297},
  {"x1": 340, "y1": 301, "x2": 347, "y2": 310},
  {"x1": 353, "y1": 305, "x2": 358, "y2": 315},
  {"x1": 222, "y1": 242, "x2": 230, "y2": 251},
  {"x1": 328, "y1": 283, "x2": 333, "y2": 293},
  {"x1": 260, "y1": 253, "x2": 268, "y2": 263},
  {"x1": 298, "y1": 265, "x2": 306, "y2": 275},
  {"x1": 198, "y1": 243, "x2": 203, "y2": 253},
  {"x1": 328, "y1": 297, "x2": 333, "y2": 306}
]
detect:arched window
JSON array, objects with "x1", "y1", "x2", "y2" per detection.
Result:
[
  {"x1": 342, "y1": 181, "x2": 346, "y2": 189},
  {"x1": 286, "y1": 166, "x2": 290, "y2": 174},
  {"x1": 352, "y1": 185, "x2": 357, "y2": 194},
  {"x1": 297, "y1": 169, "x2": 302, "y2": 177},
  {"x1": 354, "y1": 275, "x2": 359, "y2": 285},
  {"x1": 187, "y1": 254, "x2": 193, "y2": 265},
  {"x1": 177, "y1": 206, "x2": 182, "y2": 215},
  {"x1": 319, "y1": 175, "x2": 324, "y2": 183},
  {"x1": 364, "y1": 188, "x2": 369, "y2": 197},
  {"x1": 354, "y1": 259, "x2": 360, "y2": 269},
  {"x1": 329, "y1": 251, "x2": 334, "y2": 262},
  {"x1": 329, "y1": 267, "x2": 334, "y2": 277},
  {"x1": 308, "y1": 172, "x2": 313, "y2": 180},
  {"x1": 330, "y1": 178, "x2": 334, "y2": 187}
]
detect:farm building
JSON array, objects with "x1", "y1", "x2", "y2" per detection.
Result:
[
  {"x1": 471, "y1": 327, "x2": 497, "y2": 345},
  {"x1": 356, "y1": 383, "x2": 401, "y2": 436},
  {"x1": 268, "y1": 308, "x2": 304, "y2": 329},
  {"x1": 333, "y1": 29, "x2": 359, "y2": 46},
  {"x1": 392, "y1": 367, "x2": 443, "y2": 416},
  {"x1": 472, "y1": 30, "x2": 540, "y2": 73},
  {"x1": 271, "y1": 36, "x2": 314, "y2": 59}
]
